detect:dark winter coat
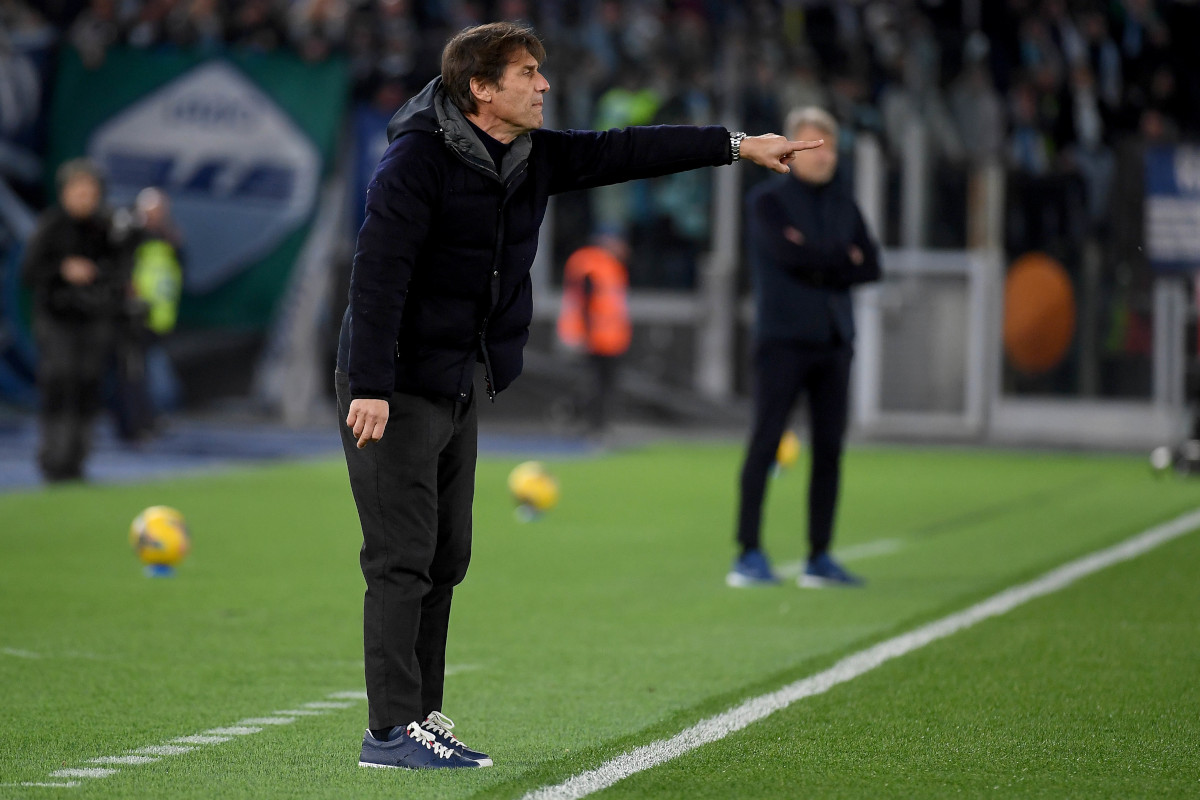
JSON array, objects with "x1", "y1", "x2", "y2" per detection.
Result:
[
  {"x1": 21, "y1": 206, "x2": 123, "y2": 321},
  {"x1": 337, "y1": 77, "x2": 731, "y2": 402},
  {"x1": 744, "y1": 174, "x2": 881, "y2": 345}
]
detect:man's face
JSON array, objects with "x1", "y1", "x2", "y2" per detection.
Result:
[
  {"x1": 487, "y1": 49, "x2": 549, "y2": 134},
  {"x1": 790, "y1": 123, "x2": 838, "y2": 185},
  {"x1": 138, "y1": 189, "x2": 170, "y2": 230},
  {"x1": 61, "y1": 175, "x2": 101, "y2": 219}
]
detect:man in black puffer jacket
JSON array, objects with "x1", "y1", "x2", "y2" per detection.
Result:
[
  {"x1": 21, "y1": 159, "x2": 122, "y2": 482},
  {"x1": 337, "y1": 21, "x2": 824, "y2": 770}
]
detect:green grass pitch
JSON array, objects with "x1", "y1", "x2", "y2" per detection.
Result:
[{"x1": 1, "y1": 442, "x2": 1198, "y2": 798}]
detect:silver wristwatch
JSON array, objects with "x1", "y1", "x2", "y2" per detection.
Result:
[{"x1": 730, "y1": 131, "x2": 747, "y2": 162}]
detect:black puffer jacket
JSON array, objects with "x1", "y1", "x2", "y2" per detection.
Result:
[
  {"x1": 337, "y1": 77, "x2": 731, "y2": 402},
  {"x1": 21, "y1": 206, "x2": 123, "y2": 321},
  {"x1": 745, "y1": 174, "x2": 881, "y2": 345}
]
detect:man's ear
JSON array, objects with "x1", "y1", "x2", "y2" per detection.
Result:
[{"x1": 469, "y1": 76, "x2": 493, "y2": 105}]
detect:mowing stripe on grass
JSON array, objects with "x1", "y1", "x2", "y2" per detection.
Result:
[
  {"x1": 523, "y1": 506, "x2": 1200, "y2": 800},
  {"x1": 18, "y1": 690, "x2": 365, "y2": 789}
]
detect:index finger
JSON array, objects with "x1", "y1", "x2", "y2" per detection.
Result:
[{"x1": 787, "y1": 139, "x2": 824, "y2": 152}]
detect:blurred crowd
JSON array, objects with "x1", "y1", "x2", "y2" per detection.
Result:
[
  {"x1": 3, "y1": 0, "x2": 1199, "y2": 278},
  {"x1": 0, "y1": 0, "x2": 1192, "y2": 449},
  {"x1": 0, "y1": 0, "x2": 1190, "y2": 297}
]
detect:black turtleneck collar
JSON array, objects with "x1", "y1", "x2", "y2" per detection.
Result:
[{"x1": 465, "y1": 118, "x2": 511, "y2": 170}]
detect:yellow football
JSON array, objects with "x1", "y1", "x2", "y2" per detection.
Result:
[
  {"x1": 507, "y1": 461, "x2": 559, "y2": 514},
  {"x1": 130, "y1": 505, "x2": 191, "y2": 567},
  {"x1": 776, "y1": 430, "x2": 801, "y2": 469}
]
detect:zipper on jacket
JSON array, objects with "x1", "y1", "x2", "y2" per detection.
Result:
[
  {"x1": 479, "y1": 317, "x2": 495, "y2": 401},
  {"x1": 479, "y1": 199, "x2": 506, "y2": 403},
  {"x1": 442, "y1": 129, "x2": 529, "y2": 403}
]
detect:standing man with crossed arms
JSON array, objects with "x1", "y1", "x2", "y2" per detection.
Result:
[
  {"x1": 727, "y1": 106, "x2": 882, "y2": 590},
  {"x1": 337, "y1": 21, "x2": 824, "y2": 770}
]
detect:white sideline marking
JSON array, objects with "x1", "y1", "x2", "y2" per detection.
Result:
[
  {"x1": 303, "y1": 701, "x2": 352, "y2": 709},
  {"x1": 444, "y1": 663, "x2": 481, "y2": 676},
  {"x1": 524, "y1": 507, "x2": 1200, "y2": 800},
  {"x1": 22, "y1": 689, "x2": 367, "y2": 788},
  {"x1": 49, "y1": 769, "x2": 115, "y2": 779},
  {"x1": 1, "y1": 647, "x2": 41, "y2": 658},
  {"x1": 274, "y1": 709, "x2": 325, "y2": 716},
  {"x1": 838, "y1": 537, "x2": 905, "y2": 561},
  {"x1": 134, "y1": 745, "x2": 193, "y2": 756},
  {"x1": 776, "y1": 538, "x2": 905, "y2": 578}
]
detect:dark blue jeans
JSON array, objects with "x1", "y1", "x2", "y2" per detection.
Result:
[
  {"x1": 335, "y1": 371, "x2": 477, "y2": 730},
  {"x1": 736, "y1": 340, "x2": 853, "y2": 559}
]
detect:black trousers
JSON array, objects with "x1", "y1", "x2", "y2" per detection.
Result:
[
  {"x1": 33, "y1": 313, "x2": 114, "y2": 481},
  {"x1": 113, "y1": 320, "x2": 157, "y2": 442},
  {"x1": 583, "y1": 354, "x2": 618, "y2": 432},
  {"x1": 335, "y1": 371, "x2": 476, "y2": 730},
  {"x1": 736, "y1": 340, "x2": 853, "y2": 558}
]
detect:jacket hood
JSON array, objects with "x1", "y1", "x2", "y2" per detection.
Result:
[{"x1": 386, "y1": 76, "x2": 531, "y2": 182}]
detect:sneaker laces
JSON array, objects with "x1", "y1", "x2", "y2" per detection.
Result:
[
  {"x1": 406, "y1": 721, "x2": 455, "y2": 759},
  {"x1": 423, "y1": 711, "x2": 463, "y2": 744}
]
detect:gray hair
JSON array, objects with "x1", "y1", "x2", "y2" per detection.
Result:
[
  {"x1": 55, "y1": 158, "x2": 104, "y2": 191},
  {"x1": 784, "y1": 107, "x2": 839, "y2": 139}
]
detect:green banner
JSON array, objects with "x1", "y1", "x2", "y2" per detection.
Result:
[{"x1": 47, "y1": 46, "x2": 348, "y2": 331}]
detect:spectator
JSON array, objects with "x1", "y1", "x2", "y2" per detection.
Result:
[
  {"x1": 590, "y1": 65, "x2": 662, "y2": 235},
  {"x1": 776, "y1": 54, "x2": 830, "y2": 121},
  {"x1": 124, "y1": 0, "x2": 171, "y2": 50},
  {"x1": 68, "y1": 0, "x2": 121, "y2": 68},
  {"x1": 227, "y1": 0, "x2": 285, "y2": 53},
  {"x1": 288, "y1": 0, "x2": 349, "y2": 63},
  {"x1": 949, "y1": 55, "x2": 1006, "y2": 167},
  {"x1": 0, "y1": 27, "x2": 42, "y2": 144},
  {"x1": 1008, "y1": 79, "x2": 1052, "y2": 176},
  {"x1": 1078, "y1": 9, "x2": 1122, "y2": 113},
  {"x1": 1062, "y1": 63, "x2": 1115, "y2": 227},
  {"x1": 173, "y1": 0, "x2": 224, "y2": 52}
]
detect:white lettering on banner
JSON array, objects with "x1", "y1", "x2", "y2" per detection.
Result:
[
  {"x1": 1146, "y1": 197, "x2": 1200, "y2": 262},
  {"x1": 164, "y1": 94, "x2": 257, "y2": 132},
  {"x1": 1175, "y1": 147, "x2": 1200, "y2": 194},
  {"x1": 88, "y1": 61, "x2": 321, "y2": 292}
]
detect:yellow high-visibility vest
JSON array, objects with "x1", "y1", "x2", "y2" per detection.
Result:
[{"x1": 131, "y1": 239, "x2": 183, "y2": 335}]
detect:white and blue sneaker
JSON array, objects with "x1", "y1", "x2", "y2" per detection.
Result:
[
  {"x1": 726, "y1": 549, "x2": 780, "y2": 587},
  {"x1": 799, "y1": 553, "x2": 864, "y2": 588},
  {"x1": 358, "y1": 721, "x2": 481, "y2": 769},
  {"x1": 421, "y1": 711, "x2": 492, "y2": 766}
]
